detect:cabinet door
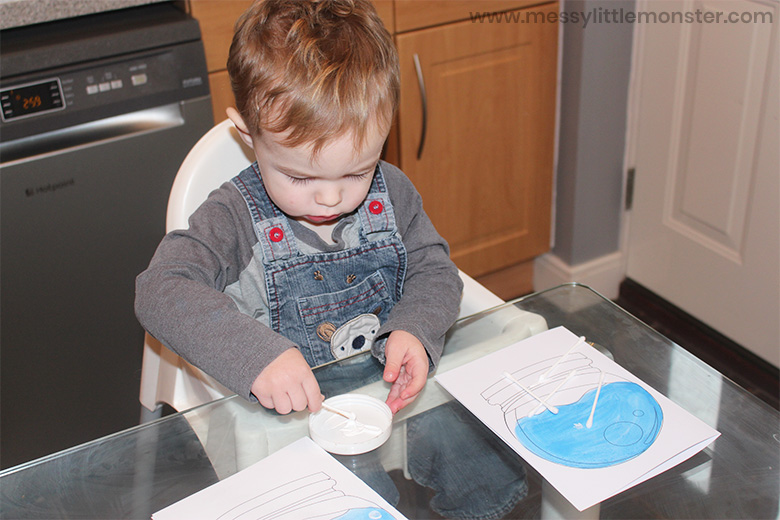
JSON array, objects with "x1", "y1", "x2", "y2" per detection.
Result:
[{"x1": 395, "y1": 3, "x2": 557, "y2": 277}]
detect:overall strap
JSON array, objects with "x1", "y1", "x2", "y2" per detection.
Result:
[
  {"x1": 231, "y1": 163, "x2": 300, "y2": 261},
  {"x1": 357, "y1": 164, "x2": 398, "y2": 240}
]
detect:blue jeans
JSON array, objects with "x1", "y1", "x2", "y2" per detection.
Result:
[
  {"x1": 316, "y1": 354, "x2": 529, "y2": 519},
  {"x1": 407, "y1": 401, "x2": 528, "y2": 519}
]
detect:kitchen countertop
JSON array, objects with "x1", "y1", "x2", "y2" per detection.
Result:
[{"x1": 0, "y1": 0, "x2": 169, "y2": 30}]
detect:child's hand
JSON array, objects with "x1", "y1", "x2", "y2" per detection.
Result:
[
  {"x1": 383, "y1": 330, "x2": 429, "y2": 414},
  {"x1": 251, "y1": 348, "x2": 323, "y2": 415}
]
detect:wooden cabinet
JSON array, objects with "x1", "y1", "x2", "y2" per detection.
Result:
[
  {"x1": 184, "y1": 1, "x2": 251, "y2": 123},
  {"x1": 187, "y1": 0, "x2": 557, "y2": 292},
  {"x1": 395, "y1": 2, "x2": 557, "y2": 278}
]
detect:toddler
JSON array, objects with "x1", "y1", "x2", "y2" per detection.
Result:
[{"x1": 136, "y1": 1, "x2": 526, "y2": 517}]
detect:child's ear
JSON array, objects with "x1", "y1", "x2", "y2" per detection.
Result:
[{"x1": 226, "y1": 107, "x2": 255, "y2": 148}]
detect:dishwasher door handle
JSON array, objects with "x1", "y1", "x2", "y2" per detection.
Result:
[{"x1": 0, "y1": 102, "x2": 188, "y2": 166}]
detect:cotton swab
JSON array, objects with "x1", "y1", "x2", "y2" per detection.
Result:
[
  {"x1": 503, "y1": 372, "x2": 559, "y2": 414},
  {"x1": 321, "y1": 402, "x2": 355, "y2": 420},
  {"x1": 539, "y1": 335, "x2": 586, "y2": 382},
  {"x1": 321, "y1": 403, "x2": 382, "y2": 435},
  {"x1": 586, "y1": 371, "x2": 605, "y2": 429},
  {"x1": 528, "y1": 368, "x2": 578, "y2": 417}
]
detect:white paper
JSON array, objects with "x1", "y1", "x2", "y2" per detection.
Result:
[
  {"x1": 153, "y1": 436, "x2": 407, "y2": 520},
  {"x1": 435, "y1": 326, "x2": 720, "y2": 512}
]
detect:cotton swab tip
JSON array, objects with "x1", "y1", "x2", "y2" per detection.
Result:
[{"x1": 527, "y1": 368, "x2": 578, "y2": 418}]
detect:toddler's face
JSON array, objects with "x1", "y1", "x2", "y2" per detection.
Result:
[{"x1": 252, "y1": 124, "x2": 386, "y2": 226}]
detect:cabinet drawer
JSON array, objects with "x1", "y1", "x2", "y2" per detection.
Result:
[{"x1": 394, "y1": 0, "x2": 541, "y2": 32}]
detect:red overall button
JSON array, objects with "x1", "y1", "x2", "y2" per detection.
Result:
[
  {"x1": 268, "y1": 227, "x2": 284, "y2": 242},
  {"x1": 368, "y1": 200, "x2": 383, "y2": 214}
]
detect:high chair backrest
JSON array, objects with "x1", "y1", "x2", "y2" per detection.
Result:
[{"x1": 166, "y1": 119, "x2": 254, "y2": 232}]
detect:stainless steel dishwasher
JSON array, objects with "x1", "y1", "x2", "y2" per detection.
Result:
[{"x1": 0, "y1": 3, "x2": 213, "y2": 468}]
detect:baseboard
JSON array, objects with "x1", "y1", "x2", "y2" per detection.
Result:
[{"x1": 533, "y1": 251, "x2": 625, "y2": 299}]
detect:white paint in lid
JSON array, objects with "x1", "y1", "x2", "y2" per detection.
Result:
[{"x1": 309, "y1": 394, "x2": 392, "y2": 455}]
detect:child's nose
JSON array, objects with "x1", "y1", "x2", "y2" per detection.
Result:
[{"x1": 315, "y1": 185, "x2": 342, "y2": 207}]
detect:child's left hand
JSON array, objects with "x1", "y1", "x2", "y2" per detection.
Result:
[{"x1": 383, "y1": 330, "x2": 429, "y2": 414}]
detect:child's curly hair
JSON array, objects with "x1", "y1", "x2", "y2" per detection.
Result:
[{"x1": 228, "y1": 0, "x2": 399, "y2": 154}]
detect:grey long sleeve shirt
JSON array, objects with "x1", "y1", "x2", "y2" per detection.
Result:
[{"x1": 135, "y1": 161, "x2": 463, "y2": 401}]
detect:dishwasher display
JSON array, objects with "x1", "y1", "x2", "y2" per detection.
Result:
[{"x1": 1, "y1": 78, "x2": 65, "y2": 121}]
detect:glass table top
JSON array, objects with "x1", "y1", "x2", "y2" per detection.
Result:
[{"x1": 1, "y1": 284, "x2": 778, "y2": 519}]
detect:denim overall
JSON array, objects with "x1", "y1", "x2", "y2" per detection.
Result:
[
  {"x1": 231, "y1": 163, "x2": 406, "y2": 395},
  {"x1": 232, "y1": 163, "x2": 528, "y2": 518}
]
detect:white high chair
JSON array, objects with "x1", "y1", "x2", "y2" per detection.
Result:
[{"x1": 138, "y1": 119, "x2": 509, "y2": 420}]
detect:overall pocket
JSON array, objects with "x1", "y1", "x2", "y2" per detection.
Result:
[{"x1": 297, "y1": 271, "x2": 394, "y2": 366}]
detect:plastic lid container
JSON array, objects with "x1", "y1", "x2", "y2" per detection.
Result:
[{"x1": 309, "y1": 394, "x2": 392, "y2": 455}]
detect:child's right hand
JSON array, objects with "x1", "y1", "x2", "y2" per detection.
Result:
[{"x1": 251, "y1": 348, "x2": 323, "y2": 415}]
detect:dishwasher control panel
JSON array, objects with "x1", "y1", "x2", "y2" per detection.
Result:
[
  {"x1": 0, "y1": 40, "x2": 208, "y2": 142},
  {"x1": 1, "y1": 78, "x2": 65, "y2": 122}
]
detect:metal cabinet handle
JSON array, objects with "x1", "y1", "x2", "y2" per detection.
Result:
[{"x1": 413, "y1": 53, "x2": 427, "y2": 160}]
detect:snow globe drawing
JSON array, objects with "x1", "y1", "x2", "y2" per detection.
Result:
[
  {"x1": 481, "y1": 337, "x2": 663, "y2": 469},
  {"x1": 215, "y1": 472, "x2": 395, "y2": 520}
]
